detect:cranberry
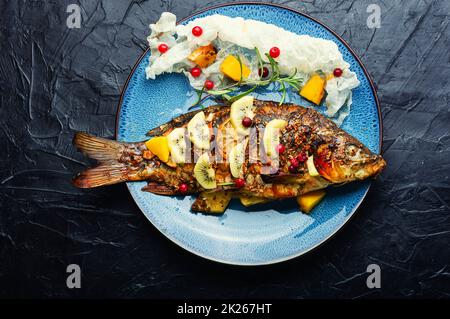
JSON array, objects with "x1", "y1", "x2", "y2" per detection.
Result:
[
  {"x1": 296, "y1": 152, "x2": 308, "y2": 163},
  {"x1": 258, "y1": 66, "x2": 269, "y2": 78},
  {"x1": 178, "y1": 183, "x2": 188, "y2": 193},
  {"x1": 269, "y1": 47, "x2": 280, "y2": 58},
  {"x1": 192, "y1": 26, "x2": 203, "y2": 37},
  {"x1": 288, "y1": 165, "x2": 297, "y2": 173},
  {"x1": 290, "y1": 158, "x2": 299, "y2": 168},
  {"x1": 235, "y1": 178, "x2": 245, "y2": 188},
  {"x1": 158, "y1": 43, "x2": 168, "y2": 54},
  {"x1": 190, "y1": 67, "x2": 201, "y2": 77},
  {"x1": 333, "y1": 68, "x2": 343, "y2": 77},
  {"x1": 276, "y1": 144, "x2": 285, "y2": 154},
  {"x1": 204, "y1": 80, "x2": 214, "y2": 90},
  {"x1": 242, "y1": 117, "x2": 252, "y2": 127}
]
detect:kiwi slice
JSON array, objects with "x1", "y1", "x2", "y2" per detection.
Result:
[
  {"x1": 229, "y1": 140, "x2": 247, "y2": 178},
  {"x1": 167, "y1": 127, "x2": 187, "y2": 163},
  {"x1": 187, "y1": 111, "x2": 210, "y2": 150},
  {"x1": 194, "y1": 153, "x2": 217, "y2": 189},
  {"x1": 230, "y1": 96, "x2": 255, "y2": 136}
]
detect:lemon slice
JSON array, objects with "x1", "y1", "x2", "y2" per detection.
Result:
[
  {"x1": 230, "y1": 96, "x2": 255, "y2": 136},
  {"x1": 167, "y1": 128, "x2": 187, "y2": 164},
  {"x1": 194, "y1": 153, "x2": 217, "y2": 189},
  {"x1": 263, "y1": 119, "x2": 288, "y2": 157},
  {"x1": 188, "y1": 111, "x2": 210, "y2": 150},
  {"x1": 229, "y1": 140, "x2": 247, "y2": 178}
]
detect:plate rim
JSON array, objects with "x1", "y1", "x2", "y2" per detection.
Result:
[{"x1": 114, "y1": 1, "x2": 383, "y2": 265}]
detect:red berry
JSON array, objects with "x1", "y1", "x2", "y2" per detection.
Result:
[
  {"x1": 333, "y1": 68, "x2": 343, "y2": 77},
  {"x1": 179, "y1": 183, "x2": 188, "y2": 193},
  {"x1": 192, "y1": 26, "x2": 203, "y2": 37},
  {"x1": 296, "y1": 152, "x2": 307, "y2": 163},
  {"x1": 258, "y1": 66, "x2": 269, "y2": 78},
  {"x1": 158, "y1": 43, "x2": 168, "y2": 53},
  {"x1": 235, "y1": 178, "x2": 245, "y2": 188},
  {"x1": 204, "y1": 80, "x2": 214, "y2": 90},
  {"x1": 276, "y1": 144, "x2": 285, "y2": 154},
  {"x1": 242, "y1": 117, "x2": 252, "y2": 127},
  {"x1": 269, "y1": 47, "x2": 280, "y2": 58},
  {"x1": 288, "y1": 165, "x2": 297, "y2": 173},
  {"x1": 190, "y1": 67, "x2": 201, "y2": 77},
  {"x1": 290, "y1": 158, "x2": 299, "y2": 168}
]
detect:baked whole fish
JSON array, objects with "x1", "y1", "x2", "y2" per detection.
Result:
[{"x1": 73, "y1": 97, "x2": 386, "y2": 213}]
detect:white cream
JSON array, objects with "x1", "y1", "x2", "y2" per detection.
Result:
[{"x1": 146, "y1": 12, "x2": 360, "y2": 122}]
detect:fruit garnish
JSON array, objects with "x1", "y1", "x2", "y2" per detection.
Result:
[
  {"x1": 258, "y1": 66, "x2": 269, "y2": 78},
  {"x1": 276, "y1": 144, "x2": 285, "y2": 154},
  {"x1": 263, "y1": 119, "x2": 288, "y2": 157},
  {"x1": 230, "y1": 96, "x2": 255, "y2": 136},
  {"x1": 204, "y1": 80, "x2": 214, "y2": 90},
  {"x1": 167, "y1": 127, "x2": 187, "y2": 163},
  {"x1": 192, "y1": 26, "x2": 203, "y2": 36},
  {"x1": 229, "y1": 141, "x2": 246, "y2": 178},
  {"x1": 296, "y1": 152, "x2": 307, "y2": 163},
  {"x1": 158, "y1": 44, "x2": 168, "y2": 53},
  {"x1": 178, "y1": 183, "x2": 188, "y2": 193},
  {"x1": 296, "y1": 190, "x2": 326, "y2": 213},
  {"x1": 145, "y1": 136, "x2": 170, "y2": 163},
  {"x1": 241, "y1": 117, "x2": 252, "y2": 128},
  {"x1": 190, "y1": 67, "x2": 201, "y2": 77},
  {"x1": 234, "y1": 178, "x2": 245, "y2": 188},
  {"x1": 192, "y1": 191, "x2": 232, "y2": 214},
  {"x1": 188, "y1": 44, "x2": 217, "y2": 68},
  {"x1": 269, "y1": 46, "x2": 280, "y2": 58},
  {"x1": 300, "y1": 74, "x2": 326, "y2": 105},
  {"x1": 333, "y1": 68, "x2": 343, "y2": 77},
  {"x1": 307, "y1": 155, "x2": 320, "y2": 176},
  {"x1": 288, "y1": 165, "x2": 297, "y2": 173},
  {"x1": 194, "y1": 153, "x2": 216, "y2": 189},
  {"x1": 220, "y1": 55, "x2": 251, "y2": 82},
  {"x1": 290, "y1": 157, "x2": 299, "y2": 168},
  {"x1": 187, "y1": 111, "x2": 210, "y2": 150},
  {"x1": 239, "y1": 195, "x2": 270, "y2": 207}
]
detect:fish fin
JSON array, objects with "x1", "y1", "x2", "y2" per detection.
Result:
[
  {"x1": 145, "y1": 111, "x2": 198, "y2": 136},
  {"x1": 73, "y1": 162, "x2": 128, "y2": 188},
  {"x1": 73, "y1": 132, "x2": 124, "y2": 161},
  {"x1": 145, "y1": 106, "x2": 223, "y2": 136},
  {"x1": 141, "y1": 183, "x2": 177, "y2": 195}
]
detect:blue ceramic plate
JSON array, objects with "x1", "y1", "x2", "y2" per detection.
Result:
[{"x1": 116, "y1": 3, "x2": 381, "y2": 265}]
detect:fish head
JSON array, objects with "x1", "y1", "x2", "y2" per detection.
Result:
[{"x1": 313, "y1": 137, "x2": 386, "y2": 184}]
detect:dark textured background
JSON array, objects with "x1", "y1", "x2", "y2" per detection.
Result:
[{"x1": 0, "y1": 0, "x2": 449, "y2": 298}]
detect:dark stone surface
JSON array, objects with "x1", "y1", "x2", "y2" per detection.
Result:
[{"x1": 0, "y1": 0, "x2": 449, "y2": 298}]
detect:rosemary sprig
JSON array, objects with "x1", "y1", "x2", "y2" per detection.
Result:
[{"x1": 190, "y1": 47, "x2": 304, "y2": 108}]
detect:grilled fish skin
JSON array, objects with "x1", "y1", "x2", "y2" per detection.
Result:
[{"x1": 73, "y1": 99, "x2": 386, "y2": 212}]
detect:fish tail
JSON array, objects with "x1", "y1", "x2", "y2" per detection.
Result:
[
  {"x1": 73, "y1": 132, "x2": 143, "y2": 188},
  {"x1": 73, "y1": 162, "x2": 129, "y2": 188},
  {"x1": 73, "y1": 132, "x2": 124, "y2": 162}
]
